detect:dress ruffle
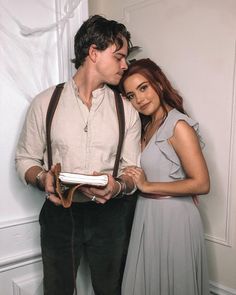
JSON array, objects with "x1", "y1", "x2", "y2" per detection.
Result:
[{"x1": 154, "y1": 109, "x2": 203, "y2": 179}]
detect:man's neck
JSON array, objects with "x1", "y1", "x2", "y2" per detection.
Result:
[{"x1": 73, "y1": 66, "x2": 105, "y2": 107}]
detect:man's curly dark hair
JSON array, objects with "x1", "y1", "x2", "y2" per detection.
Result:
[{"x1": 71, "y1": 15, "x2": 132, "y2": 69}]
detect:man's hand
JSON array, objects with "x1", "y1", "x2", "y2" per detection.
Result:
[
  {"x1": 25, "y1": 165, "x2": 62, "y2": 206},
  {"x1": 79, "y1": 173, "x2": 119, "y2": 204},
  {"x1": 44, "y1": 165, "x2": 63, "y2": 206}
]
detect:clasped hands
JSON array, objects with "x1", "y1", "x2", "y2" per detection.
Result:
[{"x1": 44, "y1": 165, "x2": 120, "y2": 206}]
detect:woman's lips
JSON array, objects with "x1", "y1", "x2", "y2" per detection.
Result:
[{"x1": 140, "y1": 102, "x2": 150, "y2": 111}]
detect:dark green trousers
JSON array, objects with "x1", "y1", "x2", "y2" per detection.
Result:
[{"x1": 39, "y1": 196, "x2": 137, "y2": 295}]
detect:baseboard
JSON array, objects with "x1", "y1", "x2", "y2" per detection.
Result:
[{"x1": 210, "y1": 281, "x2": 236, "y2": 295}]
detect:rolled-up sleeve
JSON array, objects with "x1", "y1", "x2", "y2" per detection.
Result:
[
  {"x1": 119, "y1": 99, "x2": 141, "y2": 173},
  {"x1": 15, "y1": 91, "x2": 51, "y2": 185}
]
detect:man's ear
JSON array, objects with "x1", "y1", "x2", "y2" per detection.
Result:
[{"x1": 88, "y1": 44, "x2": 98, "y2": 63}]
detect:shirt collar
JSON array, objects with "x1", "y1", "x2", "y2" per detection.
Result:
[{"x1": 71, "y1": 78, "x2": 108, "y2": 100}]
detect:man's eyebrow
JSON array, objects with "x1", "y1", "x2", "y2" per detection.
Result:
[{"x1": 114, "y1": 52, "x2": 127, "y2": 58}]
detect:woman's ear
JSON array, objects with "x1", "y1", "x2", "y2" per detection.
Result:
[{"x1": 88, "y1": 44, "x2": 97, "y2": 63}]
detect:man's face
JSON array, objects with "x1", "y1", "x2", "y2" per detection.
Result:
[{"x1": 95, "y1": 37, "x2": 129, "y2": 85}]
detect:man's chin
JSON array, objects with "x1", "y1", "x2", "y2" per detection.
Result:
[{"x1": 108, "y1": 76, "x2": 122, "y2": 86}]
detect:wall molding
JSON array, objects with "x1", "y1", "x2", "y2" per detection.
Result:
[
  {"x1": 0, "y1": 249, "x2": 41, "y2": 273},
  {"x1": 206, "y1": 39, "x2": 236, "y2": 246},
  {"x1": 205, "y1": 234, "x2": 232, "y2": 247},
  {"x1": 210, "y1": 281, "x2": 236, "y2": 295},
  {"x1": 12, "y1": 272, "x2": 43, "y2": 295},
  {"x1": 121, "y1": 0, "x2": 159, "y2": 23},
  {"x1": 225, "y1": 38, "x2": 236, "y2": 244},
  {"x1": 0, "y1": 215, "x2": 38, "y2": 230},
  {"x1": 0, "y1": 216, "x2": 41, "y2": 273}
]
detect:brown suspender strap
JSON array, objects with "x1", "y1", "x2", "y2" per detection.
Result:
[
  {"x1": 45, "y1": 83, "x2": 125, "y2": 176},
  {"x1": 46, "y1": 82, "x2": 65, "y2": 170},
  {"x1": 112, "y1": 90, "x2": 125, "y2": 178}
]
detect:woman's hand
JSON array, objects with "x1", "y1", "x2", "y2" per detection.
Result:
[{"x1": 124, "y1": 166, "x2": 148, "y2": 192}]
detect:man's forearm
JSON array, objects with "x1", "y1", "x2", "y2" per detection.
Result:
[{"x1": 25, "y1": 166, "x2": 46, "y2": 190}]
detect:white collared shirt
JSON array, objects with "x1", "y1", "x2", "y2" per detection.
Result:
[{"x1": 15, "y1": 79, "x2": 141, "y2": 185}]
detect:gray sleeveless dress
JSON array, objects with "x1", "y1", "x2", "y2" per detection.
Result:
[{"x1": 122, "y1": 109, "x2": 209, "y2": 295}]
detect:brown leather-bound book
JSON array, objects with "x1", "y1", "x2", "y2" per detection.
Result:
[{"x1": 54, "y1": 163, "x2": 108, "y2": 208}]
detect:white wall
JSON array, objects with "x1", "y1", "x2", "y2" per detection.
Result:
[
  {"x1": 0, "y1": 0, "x2": 88, "y2": 293},
  {"x1": 1, "y1": 0, "x2": 235, "y2": 294},
  {"x1": 88, "y1": 0, "x2": 236, "y2": 294}
]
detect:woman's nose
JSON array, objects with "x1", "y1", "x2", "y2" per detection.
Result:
[{"x1": 135, "y1": 94, "x2": 144, "y2": 104}]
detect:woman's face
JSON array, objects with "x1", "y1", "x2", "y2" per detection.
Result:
[{"x1": 123, "y1": 73, "x2": 162, "y2": 116}]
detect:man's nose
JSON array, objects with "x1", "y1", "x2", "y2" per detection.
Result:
[{"x1": 121, "y1": 59, "x2": 128, "y2": 70}]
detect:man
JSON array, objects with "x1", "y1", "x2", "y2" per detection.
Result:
[{"x1": 15, "y1": 15, "x2": 141, "y2": 295}]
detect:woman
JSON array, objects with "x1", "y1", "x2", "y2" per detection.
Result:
[{"x1": 119, "y1": 58, "x2": 210, "y2": 295}]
